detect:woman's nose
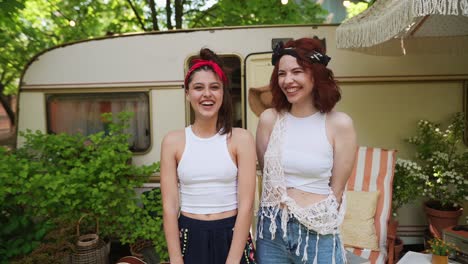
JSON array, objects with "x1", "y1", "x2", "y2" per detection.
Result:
[
  {"x1": 202, "y1": 87, "x2": 212, "y2": 97},
  {"x1": 284, "y1": 73, "x2": 294, "y2": 84}
]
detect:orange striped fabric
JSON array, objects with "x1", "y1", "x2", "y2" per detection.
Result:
[{"x1": 345, "y1": 147, "x2": 397, "y2": 264}]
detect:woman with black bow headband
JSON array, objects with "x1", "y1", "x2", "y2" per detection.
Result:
[{"x1": 255, "y1": 38, "x2": 357, "y2": 263}]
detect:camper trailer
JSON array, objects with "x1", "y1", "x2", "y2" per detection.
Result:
[{"x1": 16, "y1": 24, "x2": 468, "y2": 247}]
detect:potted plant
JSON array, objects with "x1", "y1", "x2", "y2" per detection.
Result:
[
  {"x1": 426, "y1": 237, "x2": 458, "y2": 264},
  {"x1": 391, "y1": 158, "x2": 426, "y2": 260},
  {"x1": 405, "y1": 112, "x2": 468, "y2": 237}
]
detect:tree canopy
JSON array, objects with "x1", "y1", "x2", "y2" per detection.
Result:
[
  {"x1": 1, "y1": 0, "x2": 327, "y2": 94},
  {"x1": 187, "y1": 0, "x2": 327, "y2": 28},
  {"x1": 0, "y1": 0, "x2": 330, "y2": 126}
]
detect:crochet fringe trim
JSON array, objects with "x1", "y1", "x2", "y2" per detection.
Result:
[
  {"x1": 336, "y1": 0, "x2": 468, "y2": 48},
  {"x1": 257, "y1": 209, "x2": 348, "y2": 263}
]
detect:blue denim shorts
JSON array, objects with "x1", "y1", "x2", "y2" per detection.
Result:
[{"x1": 256, "y1": 211, "x2": 344, "y2": 264}]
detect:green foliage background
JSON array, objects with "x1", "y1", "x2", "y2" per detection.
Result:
[
  {"x1": 0, "y1": 112, "x2": 162, "y2": 262},
  {"x1": 188, "y1": 0, "x2": 326, "y2": 28},
  {"x1": 0, "y1": 0, "x2": 329, "y2": 96}
]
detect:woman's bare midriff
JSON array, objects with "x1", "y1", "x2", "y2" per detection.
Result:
[
  {"x1": 181, "y1": 208, "x2": 237, "y2": 221},
  {"x1": 283, "y1": 188, "x2": 328, "y2": 208}
]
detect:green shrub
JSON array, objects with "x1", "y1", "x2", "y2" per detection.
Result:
[
  {"x1": 116, "y1": 186, "x2": 168, "y2": 261},
  {"x1": 0, "y1": 112, "x2": 159, "y2": 262},
  {"x1": 392, "y1": 158, "x2": 425, "y2": 216}
]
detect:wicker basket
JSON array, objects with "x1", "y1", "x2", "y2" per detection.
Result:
[
  {"x1": 71, "y1": 214, "x2": 110, "y2": 264},
  {"x1": 130, "y1": 239, "x2": 153, "y2": 259}
]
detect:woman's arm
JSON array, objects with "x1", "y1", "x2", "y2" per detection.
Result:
[
  {"x1": 160, "y1": 131, "x2": 184, "y2": 264},
  {"x1": 255, "y1": 108, "x2": 277, "y2": 170},
  {"x1": 226, "y1": 128, "x2": 257, "y2": 264},
  {"x1": 328, "y1": 112, "x2": 357, "y2": 203}
]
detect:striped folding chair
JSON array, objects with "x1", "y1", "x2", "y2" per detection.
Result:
[{"x1": 345, "y1": 147, "x2": 397, "y2": 264}]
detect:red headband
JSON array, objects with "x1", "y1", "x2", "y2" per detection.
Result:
[{"x1": 184, "y1": 59, "x2": 227, "y2": 88}]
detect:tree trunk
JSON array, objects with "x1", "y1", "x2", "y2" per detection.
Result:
[
  {"x1": 148, "y1": 0, "x2": 160, "y2": 31},
  {"x1": 166, "y1": 0, "x2": 173, "y2": 29},
  {"x1": 175, "y1": 0, "x2": 183, "y2": 29},
  {"x1": 126, "y1": 0, "x2": 147, "y2": 31},
  {"x1": 0, "y1": 83, "x2": 14, "y2": 125}
]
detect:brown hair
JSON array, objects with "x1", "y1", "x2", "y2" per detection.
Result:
[
  {"x1": 186, "y1": 48, "x2": 233, "y2": 135},
  {"x1": 270, "y1": 38, "x2": 341, "y2": 113}
]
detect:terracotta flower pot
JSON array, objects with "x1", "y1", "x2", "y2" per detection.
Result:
[
  {"x1": 424, "y1": 202, "x2": 463, "y2": 237},
  {"x1": 388, "y1": 218, "x2": 403, "y2": 262},
  {"x1": 431, "y1": 254, "x2": 448, "y2": 264},
  {"x1": 394, "y1": 237, "x2": 404, "y2": 261}
]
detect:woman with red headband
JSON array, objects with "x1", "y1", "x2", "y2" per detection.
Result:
[
  {"x1": 255, "y1": 38, "x2": 357, "y2": 263},
  {"x1": 160, "y1": 48, "x2": 257, "y2": 264}
]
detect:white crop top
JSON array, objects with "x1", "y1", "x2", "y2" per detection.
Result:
[
  {"x1": 177, "y1": 126, "x2": 238, "y2": 214},
  {"x1": 282, "y1": 112, "x2": 333, "y2": 194}
]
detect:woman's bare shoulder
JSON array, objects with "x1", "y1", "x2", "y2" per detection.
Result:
[
  {"x1": 259, "y1": 108, "x2": 279, "y2": 128},
  {"x1": 327, "y1": 111, "x2": 354, "y2": 130},
  {"x1": 327, "y1": 111, "x2": 354, "y2": 132},
  {"x1": 231, "y1": 127, "x2": 254, "y2": 144},
  {"x1": 162, "y1": 129, "x2": 185, "y2": 148}
]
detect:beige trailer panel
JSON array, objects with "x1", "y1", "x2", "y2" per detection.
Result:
[
  {"x1": 23, "y1": 25, "x2": 468, "y2": 90},
  {"x1": 133, "y1": 88, "x2": 186, "y2": 166},
  {"x1": 17, "y1": 93, "x2": 46, "y2": 147}
]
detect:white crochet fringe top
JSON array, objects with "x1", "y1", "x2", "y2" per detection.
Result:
[{"x1": 258, "y1": 113, "x2": 347, "y2": 263}]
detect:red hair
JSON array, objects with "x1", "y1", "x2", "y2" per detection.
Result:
[{"x1": 270, "y1": 38, "x2": 341, "y2": 113}]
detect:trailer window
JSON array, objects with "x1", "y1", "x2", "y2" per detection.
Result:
[{"x1": 46, "y1": 92, "x2": 150, "y2": 152}]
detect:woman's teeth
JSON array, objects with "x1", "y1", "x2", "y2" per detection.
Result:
[
  {"x1": 201, "y1": 101, "x2": 214, "y2": 106},
  {"x1": 286, "y1": 87, "x2": 299, "y2": 93}
]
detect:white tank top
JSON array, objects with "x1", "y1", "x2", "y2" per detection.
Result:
[
  {"x1": 282, "y1": 112, "x2": 333, "y2": 194},
  {"x1": 177, "y1": 126, "x2": 238, "y2": 214}
]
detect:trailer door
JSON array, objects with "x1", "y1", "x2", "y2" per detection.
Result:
[
  {"x1": 244, "y1": 52, "x2": 273, "y2": 239},
  {"x1": 244, "y1": 53, "x2": 273, "y2": 137}
]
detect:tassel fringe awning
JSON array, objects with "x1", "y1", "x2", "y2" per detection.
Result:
[{"x1": 336, "y1": 0, "x2": 468, "y2": 49}]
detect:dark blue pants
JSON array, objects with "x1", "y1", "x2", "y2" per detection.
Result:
[{"x1": 178, "y1": 214, "x2": 256, "y2": 264}]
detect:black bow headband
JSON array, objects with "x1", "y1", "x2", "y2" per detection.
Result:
[{"x1": 271, "y1": 42, "x2": 331, "y2": 66}]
